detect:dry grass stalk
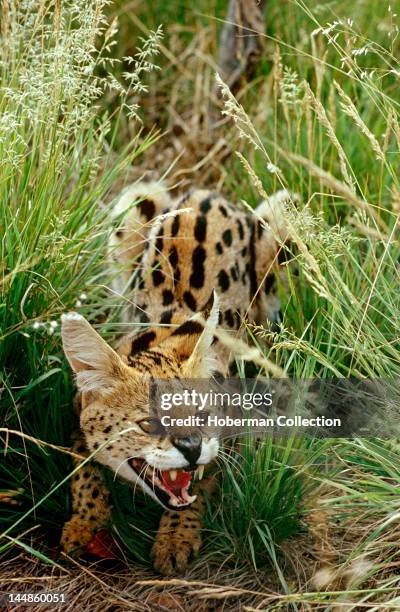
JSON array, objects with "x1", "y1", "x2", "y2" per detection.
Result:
[
  {"x1": 235, "y1": 151, "x2": 269, "y2": 198},
  {"x1": 310, "y1": 33, "x2": 327, "y2": 99},
  {"x1": 304, "y1": 81, "x2": 355, "y2": 192},
  {"x1": 0, "y1": 428, "x2": 84, "y2": 460},
  {"x1": 388, "y1": 107, "x2": 400, "y2": 153},
  {"x1": 334, "y1": 81, "x2": 385, "y2": 162},
  {"x1": 346, "y1": 216, "x2": 390, "y2": 241},
  {"x1": 272, "y1": 143, "x2": 389, "y2": 232}
]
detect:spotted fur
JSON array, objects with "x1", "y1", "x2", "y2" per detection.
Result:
[{"x1": 60, "y1": 182, "x2": 294, "y2": 573}]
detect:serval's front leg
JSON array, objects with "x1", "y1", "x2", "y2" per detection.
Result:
[
  {"x1": 151, "y1": 472, "x2": 218, "y2": 575},
  {"x1": 60, "y1": 436, "x2": 111, "y2": 555}
]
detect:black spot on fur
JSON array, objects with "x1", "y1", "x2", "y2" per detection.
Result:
[
  {"x1": 92, "y1": 488, "x2": 100, "y2": 499},
  {"x1": 215, "y1": 242, "x2": 223, "y2": 255},
  {"x1": 172, "y1": 320, "x2": 204, "y2": 337},
  {"x1": 171, "y1": 214, "x2": 180, "y2": 236},
  {"x1": 278, "y1": 247, "x2": 289, "y2": 264},
  {"x1": 131, "y1": 271, "x2": 145, "y2": 290},
  {"x1": 190, "y1": 245, "x2": 206, "y2": 288},
  {"x1": 174, "y1": 266, "x2": 181, "y2": 284},
  {"x1": 140, "y1": 312, "x2": 150, "y2": 323},
  {"x1": 169, "y1": 246, "x2": 179, "y2": 268},
  {"x1": 241, "y1": 246, "x2": 247, "y2": 257},
  {"x1": 264, "y1": 274, "x2": 276, "y2": 293},
  {"x1": 219, "y1": 204, "x2": 228, "y2": 217},
  {"x1": 163, "y1": 289, "x2": 174, "y2": 305},
  {"x1": 200, "y1": 197, "x2": 212, "y2": 214},
  {"x1": 222, "y1": 229, "x2": 232, "y2": 246},
  {"x1": 160, "y1": 309, "x2": 174, "y2": 324},
  {"x1": 147, "y1": 350, "x2": 175, "y2": 367},
  {"x1": 137, "y1": 198, "x2": 156, "y2": 221},
  {"x1": 194, "y1": 215, "x2": 207, "y2": 242},
  {"x1": 116, "y1": 229, "x2": 123, "y2": 239},
  {"x1": 128, "y1": 358, "x2": 145, "y2": 370},
  {"x1": 224, "y1": 309, "x2": 235, "y2": 327},
  {"x1": 152, "y1": 261, "x2": 165, "y2": 286},
  {"x1": 236, "y1": 219, "x2": 244, "y2": 240},
  {"x1": 156, "y1": 227, "x2": 164, "y2": 251},
  {"x1": 103, "y1": 425, "x2": 112, "y2": 434},
  {"x1": 218, "y1": 269, "x2": 230, "y2": 292},
  {"x1": 131, "y1": 331, "x2": 156, "y2": 354},
  {"x1": 183, "y1": 291, "x2": 197, "y2": 311},
  {"x1": 234, "y1": 311, "x2": 242, "y2": 327},
  {"x1": 201, "y1": 291, "x2": 215, "y2": 318},
  {"x1": 231, "y1": 264, "x2": 239, "y2": 282}
]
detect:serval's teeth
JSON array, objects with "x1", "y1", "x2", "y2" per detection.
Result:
[
  {"x1": 186, "y1": 494, "x2": 197, "y2": 504},
  {"x1": 169, "y1": 469, "x2": 177, "y2": 481},
  {"x1": 196, "y1": 465, "x2": 204, "y2": 480}
]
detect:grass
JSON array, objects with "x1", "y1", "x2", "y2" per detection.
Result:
[
  {"x1": 204, "y1": 436, "x2": 320, "y2": 567},
  {"x1": 1, "y1": 0, "x2": 400, "y2": 608},
  {"x1": 0, "y1": 0, "x2": 157, "y2": 551}
]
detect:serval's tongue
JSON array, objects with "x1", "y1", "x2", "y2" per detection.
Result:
[{"x1": 161, "y1": 470, "x2": 191, "y2": 496}]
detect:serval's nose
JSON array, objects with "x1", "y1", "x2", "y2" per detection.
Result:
[{"x1": 171, "y1": 432, "x2": 202, "y2": 468}]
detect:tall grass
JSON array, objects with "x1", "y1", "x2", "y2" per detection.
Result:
[
  {"x1": 214, "y1": 4, "x2": 399, "y2": 378},
  {"x1": 208, "y1": 0, "x2": 400, "y2": 604},
  {"x1": 0, "y1": 0, "x2": 158, "y2": 549}
]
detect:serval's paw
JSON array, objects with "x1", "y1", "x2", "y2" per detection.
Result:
[
  {"x1": 60, "y1": 514, "x2": 94, "y2": 555},
  {"x1": 152, "y1": 510, "x2": 202, "y2": 575}
]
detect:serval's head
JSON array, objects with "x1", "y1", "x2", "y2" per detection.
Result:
[{"x1": 61, "y1": 296, "x2": 220, "y2": 511}]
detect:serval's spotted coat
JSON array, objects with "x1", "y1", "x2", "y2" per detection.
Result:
[{"x1": 60, "y1": 182, "x2": 293, "y2": 574}]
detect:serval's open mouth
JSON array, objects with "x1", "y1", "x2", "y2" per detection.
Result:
[{"x1": 128, "y1": 458, "x2": 205, "y2": 510}]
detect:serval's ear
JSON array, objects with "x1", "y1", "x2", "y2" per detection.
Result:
[
  {"x1": 61, "y1": 313, "x2": 130, "y2": 393},
  {"x1": 158, "y1": 291, "x2": 220, "y2": 378}
]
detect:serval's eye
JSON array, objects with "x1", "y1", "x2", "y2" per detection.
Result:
[{"x1": 138, "y1": 418, "x2": 164, "y2": 436}]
